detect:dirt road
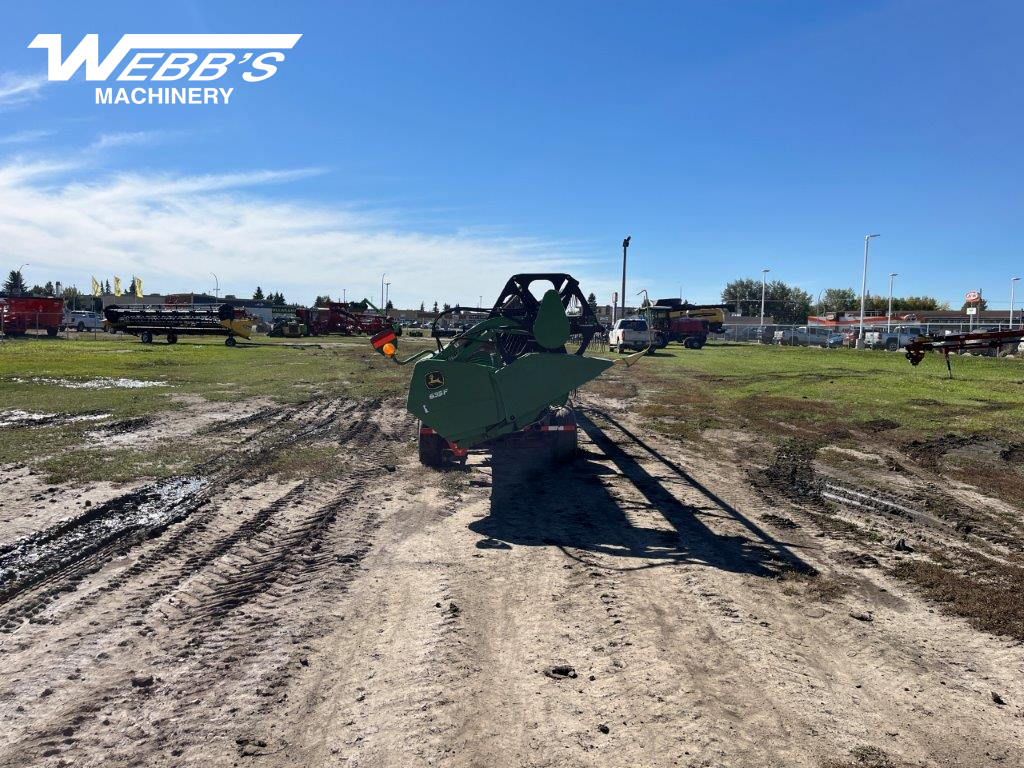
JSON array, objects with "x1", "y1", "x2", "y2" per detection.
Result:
[{"x1": 1, "y1": 394, "x2": 1021, "y2": 767}]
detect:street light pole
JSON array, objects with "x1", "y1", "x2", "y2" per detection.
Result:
[
  {"x1": 211, "y1": 272, "x2": 219, "y2": 299},
  {"x1": 384, "y1": 282, "x2": 391, "y2": 310},
  {"x1": 887, "y1": 272, "x2": 898, "y2": 332},
  {"x1": 381, "y1": 272, "x2": 386, "y2": 309},
  {"x1": 1011, "y1": 277, "x2": 1021, "y2": 329},
  {"x1": 760, "y1": 268, "x2": 770, "y2": 327},
  {"x1": 620, "y1": 236, "x2": 631, "y2": 323},
  {"x1": 858, "y1": 234, "x2": 880, "y2": 348}
]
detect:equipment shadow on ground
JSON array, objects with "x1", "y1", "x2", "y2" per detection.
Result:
[{"x1": 469, "y1": 409, "x2": 812, "y2": 576}]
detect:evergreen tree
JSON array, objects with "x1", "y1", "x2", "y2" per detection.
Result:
[
  {"x1": 586, "y1": 291, "x2": 599, "y2": 316},
  {"x1": 420, "y1": 301, "x2": 425, "y2": 312},
  {"x1": 313, "y1": 295, "x2": 332, "y2": 306},
  {"x1": 253, "y1": 286, "x2": 265, "y2": 301},
  {"x1": 385, "y1": 299, "x2": 394, "y2": 311},
  {"x1": 273, "y1": 292, "x2": 287, "y2": 306},
  {"x1": 3, "y1": 270, "x2": 27, "y2": 296},
  {"x1": 432, "y1": 301, "x2": 439, "y2": 313}
]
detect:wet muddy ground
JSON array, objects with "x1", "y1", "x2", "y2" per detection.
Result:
[{"x1": 0, "y1": 392, "x2": 1022, "y2": 767}]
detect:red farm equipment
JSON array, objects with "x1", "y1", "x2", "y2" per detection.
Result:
[
  {"x1": 296, "y1": 301, "x2": 398, "y2": 337},
  {"x1": 0, "y1": 296, "x2": 64, "y2": 337}
]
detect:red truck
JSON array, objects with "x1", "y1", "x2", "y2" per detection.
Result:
[{"x1": 0, "y1": 296, "x2": 64, "y2": 337}]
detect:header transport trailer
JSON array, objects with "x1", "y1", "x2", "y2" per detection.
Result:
[
  {"x1": 103, "y1": 304, "x2": 254, "y2": 346},
  {"x1": 0, "y1": 296, "x2": 64, "y2": 337}
]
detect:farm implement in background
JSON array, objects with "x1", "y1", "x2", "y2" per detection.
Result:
[
  {"x1": 104, "y1": 304, "x2": 254, "y2": 346},
  {"x1": 905, "y1": 328, "x2": 1024, "y2": 377},
  {"x1": 370, "y1": 273, "x2": 643, "y2": 466}
]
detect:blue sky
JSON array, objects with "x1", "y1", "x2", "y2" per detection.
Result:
[{"x1": 1, "y1": 1, "x2": 1021, "y2": 311}]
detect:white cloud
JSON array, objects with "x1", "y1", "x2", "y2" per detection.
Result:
[
  {"x1": 0, "y1": 129, "x2": 55, "y2": 145},
  {"x1": 89, "y1": 131, "x2": 162, "y2": 151},
  {"x1": 0, "y1": 72, "x2": 50, "y2": 107},
  {"x1": 0, "y1": 158, "x2": 614, "y2": 307}
]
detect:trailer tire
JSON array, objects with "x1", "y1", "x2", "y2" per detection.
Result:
[
  {"x1": 140, "y1": 331, "x2": 153, "y2": 344},
  {"x1": 886, "y1": 338, "x2": 899, "y2": 351},
  {"x1": 76, "y1": 321, "x2": 85, "y2": 332},
  {"x1": 225, "y1": 335, "x2": 237, "y2": 347},
  {"x1": 418, "y1": 429, "x2": 444, "y2": 467},
  {"x1": 654, "y1": 332, "x2": 668, "y2": 349},
  {"x1": 550, "y1": 407, "x2": 578, "y2": 463},
  {"x1": 166, "y1": 333, "x2": 178, "y2": 345}
]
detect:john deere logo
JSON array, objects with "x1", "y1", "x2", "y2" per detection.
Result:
[{"x1": 425, "y1": 371, "x2": 445, "y2": 390}]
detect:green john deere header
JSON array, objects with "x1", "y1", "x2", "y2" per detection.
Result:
[{"x1": 371, "y1": 273, "x2": 640, "y2": 456}]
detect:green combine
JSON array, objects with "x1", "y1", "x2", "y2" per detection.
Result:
[{"x1": 371, "y1": 273, "x2": 640, "y2": 466}]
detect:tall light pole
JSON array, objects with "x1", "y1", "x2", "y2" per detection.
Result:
[
  {"x1": 342, "y1": 288, "x2": 346, "y2": 303},
  {"x1": 380, "y1": 272, "x2": 386, "y2": 309},
  {"x1": 620, "y1": 236, "x2": 631, "y2": 322},
  {"x1": 887, "y1": 272, "x2": 898, "y2": 332},
  {"x1": 1011, "y1": 277, "x2": 1021, "y2": 329},
  {"x1": 760, "y1": 268, "x2": 770, "y2": 327},
  {"x1": 211, "y1": 272, "x2": 219, "y2": 299},
  {"x1": 857, "y1": 234, "x2": 880, "y2": 348},
  {"x1": 384, "y1": 281, "x2": 391, "y2": 310}
]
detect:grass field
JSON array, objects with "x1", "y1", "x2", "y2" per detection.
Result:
[
  {"x1": 0, "y1": 335, "x2": 430, "y2": 481},
  {"x1": 589, "y1": 342, "x2": 1024, "y2": 442},
  {"x1": 3, "y1": 334, "x2": 1022, "y2": 482}
]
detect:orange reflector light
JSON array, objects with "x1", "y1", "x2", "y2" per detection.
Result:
[{"x1": 382, "y1": 342, "x2": 396, "y2": 357}]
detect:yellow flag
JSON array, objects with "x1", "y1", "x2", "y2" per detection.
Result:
[
  {"x1": 134, "y1": 275, "x2": 143, "y2": 298},
  {"x1": 113, "y1": 277, "x2": 122, "y2": 297},
  {"x1": 91, "y1": 276, "x2": 101, "y2": 297}
]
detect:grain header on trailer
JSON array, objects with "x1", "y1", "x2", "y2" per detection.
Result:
[{"x1": 370, "y1": 273, "x2": 644, "y2": 466}]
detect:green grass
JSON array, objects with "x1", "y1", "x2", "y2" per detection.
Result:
[
  {"x1": 587, "y1": 342, "x2": 1024, "y2": 441},
  {"x1": 0, "y1": 334, "x2": 430, "y2": 480}
]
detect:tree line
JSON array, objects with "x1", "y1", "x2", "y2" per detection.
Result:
[{"x1": 721, "y1": 278, "x2": 948, "y2": 325}]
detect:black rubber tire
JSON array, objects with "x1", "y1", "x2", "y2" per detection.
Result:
[
  {"x1": 167, "y1": 333, "x2": 178, "y2": 344},
  {"x1": 418, "y1": 429, "x2": 444, "y2": 467},
  {"x1": 76, "y1": 321, "x2": 85, "y2": 332},
  {"x1": 886, "y1": 339, "x2": 899, "y2": 352},
  {"x1": 655, "y1": 332, "x2": 668, "y2": 349},
  {"x1": 225, "y1": 335, "x2": 237, "y2": 347},
  {"x1": 549, "y1": 407, "x2": 578, "y2": 463},
  {"x1": 46, "y1": 327, "x2": 58, "y2": 338},
  {"x1": 140, "y1": 331, "x2": 153, "y2": 344}
]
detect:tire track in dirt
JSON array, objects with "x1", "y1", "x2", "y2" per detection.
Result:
[{"x1": 0, "y1": 395, "x2": 419, "y2": 768}]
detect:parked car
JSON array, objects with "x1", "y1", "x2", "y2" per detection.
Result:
[
  {"x1": 864, "y1": 325, "x2": 924, "y2": 351},
  {"x1": 609, "y1": 317, "x2": 660, "y2": 352},
  {"x1": 61, "y1": 309, "x2": 104, "y2": 332}
]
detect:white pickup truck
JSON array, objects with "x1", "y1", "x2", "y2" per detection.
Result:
[
  {"x1": 61, "y1": 310, "x2": 105, "y2": 332},
  {"x1": 608, "y1": 318, "x2": 660, "y2": 353},
  {"x1": 864, "y1": 325, "x2": 924, "y2": 351}
]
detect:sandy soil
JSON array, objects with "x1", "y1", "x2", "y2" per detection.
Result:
[{"x1": 0, "y1": 394, "x2": 1021, "y2": 768}]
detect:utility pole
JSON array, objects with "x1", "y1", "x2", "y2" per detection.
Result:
[
  {"x1": 385, "y1": 282, "x2": 391, "y2": 307},
  {"x1": 620, "y1": 236, "x2": 631, "y2": 322},
  {"x1": 760, "y1": 268, "x2": 770, "y2": 327},
  {"x1": 1011, "y1": 277, "x2": 1020, "y2": 329},
  {"x1": 211, "y1": 272, "x2": 219, "y2": 299},
  {"x1": 887, "y1": 272, "x2": 898, "y2": 332},
  {"x1": 380, "y1": 272, "x2": 386, "y2": 309},
  {"x1": 858, "y1": 234, "x2": 880, "y2": 348}
]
